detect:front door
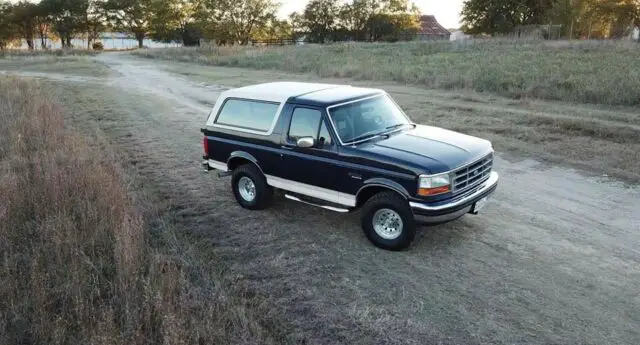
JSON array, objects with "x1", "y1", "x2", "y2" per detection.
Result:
[{"x1": 276, "y1": 107, "x2": 347, "y2": 206}]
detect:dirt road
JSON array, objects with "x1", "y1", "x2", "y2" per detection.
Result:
[{"x1": 10, "y1": 53, "x2": 640, "y2": 344}]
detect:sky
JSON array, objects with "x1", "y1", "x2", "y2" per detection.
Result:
[
  {"x1": 277, "y1": 0, "x2": 464, "y2": 29},
  {"x1": 8, "y1": 0, "x2": 464, "y2": 30}
]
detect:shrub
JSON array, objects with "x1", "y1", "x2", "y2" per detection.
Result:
[{"x1": 92, "y1": 41, "x2": 104, "y2": 50}]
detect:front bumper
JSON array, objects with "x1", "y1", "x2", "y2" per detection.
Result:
[{"x1": 410, "y1": 171, "x2": 499, "y2": 218}]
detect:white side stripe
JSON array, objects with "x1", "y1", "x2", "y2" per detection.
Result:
[
  {"x1": 266, "y1": 175, "x2": 356, "y2": 207},
  {"x1": 207, "y1": 160, "x2": 356, "y2": 207}
]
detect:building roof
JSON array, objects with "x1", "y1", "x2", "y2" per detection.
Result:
[{"x1": 418, "y1": 15, "x2": 451, "y2": 36}]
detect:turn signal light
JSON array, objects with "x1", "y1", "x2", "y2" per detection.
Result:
[
  {"x1": 418, "y1": 186, "x2": 450, "y2": 196},
  {"x1": 418, "y1": 173, "x2": 451, "y2": 197}
]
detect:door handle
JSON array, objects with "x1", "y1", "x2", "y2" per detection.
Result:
[
  {"x1": 349, "y1": 172, "x2": 362, "y2": 180},
  {"x1": 281, "y1": 145, "x2": 294, "y2": 150}
]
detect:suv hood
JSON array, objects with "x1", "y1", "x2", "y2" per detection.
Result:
[{"x1": 357, "y1": 125, "x2": 493, "y2": 174}]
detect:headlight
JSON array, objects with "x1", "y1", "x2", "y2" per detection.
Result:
[{"x1": 418, "y1": 173, "x2": 451, "y2": 196}]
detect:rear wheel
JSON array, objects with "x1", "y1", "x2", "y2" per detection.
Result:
[
  {"x1": 231, "y1": 164, "x2": 273, "y2": 210},
  {"x1": 360, "y1": 191, "x2": 416, "y2": 251}
]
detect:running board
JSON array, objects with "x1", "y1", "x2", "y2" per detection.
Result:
[{"x1": 284, "y1": 194, "x2": 349, "y2": 213}]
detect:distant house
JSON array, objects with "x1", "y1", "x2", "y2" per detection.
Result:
[{"x1": 416, "y1": 15, "x2": 451, "y2": 41}]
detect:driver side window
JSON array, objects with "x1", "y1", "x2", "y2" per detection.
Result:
[{"x1": 288, "y1": 108, "x2": 322, "y2": 141}]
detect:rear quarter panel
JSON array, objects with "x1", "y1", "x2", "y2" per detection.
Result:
[{"x1": 204, "y1": 109, "x2": 288, "y2": 175}]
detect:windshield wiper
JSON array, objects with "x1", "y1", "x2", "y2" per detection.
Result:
[
  {"x1": 348, "y1": 130, "x2": 387, "y2": 144},
  {"x1": 385, "y1": 123, "x2": 413, "y2": 131}
]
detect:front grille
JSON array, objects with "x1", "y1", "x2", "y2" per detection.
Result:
[{"x1": 452, "y1": 153, "x2": 493, "y2": 195}]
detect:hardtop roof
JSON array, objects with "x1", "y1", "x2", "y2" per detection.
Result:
[
  {"x1": 290, "y1": 86, "x2": 385, "y2": 108},
  {"x1": 219, "y1": 81, "x2": 385, "y2": 107},
  {"x1": 220, "y1": 82, "x2": 347, "y2": 103}
]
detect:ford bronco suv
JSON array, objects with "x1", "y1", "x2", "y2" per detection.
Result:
[{"x1": 201, "y1": 82, "x2": 499, "y2": 251}]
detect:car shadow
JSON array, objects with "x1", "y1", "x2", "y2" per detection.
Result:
[{"x1": 268, "y1": 191, "x2": 481, "y2": 252}]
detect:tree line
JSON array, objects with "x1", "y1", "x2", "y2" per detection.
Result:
[
  {"x1": 461, "y1": 0, "x2": 640, "y2": 39},
  {"x1": 0, "y1": 0, "x2": 424, "y2": 50}
]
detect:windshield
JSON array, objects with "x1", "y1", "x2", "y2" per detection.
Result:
[{"x1": 327, "y1": 94, "x2": 411, "y2": 144}]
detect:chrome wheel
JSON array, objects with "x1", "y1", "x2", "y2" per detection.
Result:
[
  {"x1": 372, "y1": 208, "x2": 404, "y2": 240},
  {"x1": 238, "y1": 176, "x2": 256, "y2": 202}
]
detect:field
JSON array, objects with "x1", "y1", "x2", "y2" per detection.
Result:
[
  {"x1": 134, "y1": 39, "x2": 640, "y2": 106},
  {"x1": 2, "y1": 44, "x2": 639, "y2": 345}
]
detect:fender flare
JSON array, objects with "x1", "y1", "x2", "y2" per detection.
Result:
[
  {"x1": 227, "y1": 151, "x2": 264, "y2": 174},
  {"x1": 355, "y1": 178, "x2": 411, "y2": 204}
]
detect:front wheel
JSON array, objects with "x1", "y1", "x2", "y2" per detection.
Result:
[
  {"x1": 231, "y1": 164, "x2": 273, "y2": 210},
  {"x1": 360, "y1": 191, "x2": 416, "y2": 251}
]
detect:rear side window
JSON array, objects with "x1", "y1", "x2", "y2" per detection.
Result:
[{"x1": 215, "y1": 98, "x2": 280, "y2": 132}]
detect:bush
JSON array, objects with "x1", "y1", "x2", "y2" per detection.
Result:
[{"x1": 92, "y1": 41, "x2": 104, "y2": 50}]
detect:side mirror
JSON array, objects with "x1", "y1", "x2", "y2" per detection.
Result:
[{"x1": 296, "y1": 137, "x2": 315, "y2": 148}]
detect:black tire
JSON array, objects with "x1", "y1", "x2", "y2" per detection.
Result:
[
  {"x1": 231, "y1": 164, "x2": 273, "y2": 210},
  {"x1": 360, "y1": 191, "x2": 416, "y2": 251}
]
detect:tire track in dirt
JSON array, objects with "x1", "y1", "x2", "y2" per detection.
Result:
[{"x1": 21, "y1": 53, "x2": 640, "y2": 345}]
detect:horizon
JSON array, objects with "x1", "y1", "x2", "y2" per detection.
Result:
[
  {"x1": 8, "y1": 0, "x2": 463, "y2": 30},
  {"x1": 278, "y1": 0, "x2": 463, "y2": 29}
]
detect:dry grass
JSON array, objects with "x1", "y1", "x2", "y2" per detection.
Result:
[
  {"x1": 0, "y1": 77, "x2": 286, "y2": 345},
  {"x1": 133, "y1": 39, "x2": 640, "y2": 106},
  {"x1": 0, "y1": 48, "x2": 99, "y2": 58},
  {"x1": 0, "y1": 55, "x2": 109, "y2": 77}
]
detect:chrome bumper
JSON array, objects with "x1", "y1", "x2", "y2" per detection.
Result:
[{"x1": 410, "y1": 171, "x2": 499, "y2": 216}]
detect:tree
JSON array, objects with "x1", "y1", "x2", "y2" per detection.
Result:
[
  {"x1": 302, "y1": 0, "x2": 342, "y2": 43},
  {"x1": 105, "y1": 0, "x2": 154, "y2": 48},
  {"x1": 85, "y1": 1, "x2": 107, "y2": 49},
  {"x1": 11, "y1": 1, "x2": 39, "y2": 50},
  {"x1": 218, "y1": 0, "x2": 279, "y2": 44},
  {"x1": 289, "y1": 11, "x2": 304, "y2": 39},
  {"x1": 41, "y1": 0, "x2": 92, "y2": 48},
  {"x1": 461, "y1": 0, "x2": 555, "y2": 35},
  {"x1": 340, "y1": 0, "x2": 378, "y2": 40},
  {"x1": 0, "y1": 2, "x2": 19, "y2": 50},
  {"x1": 367, "y1": 12, "x2": 420, "y2": 41},
  {"x1": 196, "y1": 0, "x2": 279, "y2": 45},
  {"x1": 546, "y1": 0, "x2": 639, "y2": 38},
  {"x1": 150, "y1": 0, "x2": 202, "y2": 45},
  {"x1": 34, "y1": 4, "x2": 52, "y2": 49},
  {"x1": 590, "y1": 0, "x2": 639, "y2": 37},
  {"x1": 335, "y1": 0, "x2": 420, "y2": 41},
  {"x1": 251, "y1": 17, "x2": 292, "y2": 40}
]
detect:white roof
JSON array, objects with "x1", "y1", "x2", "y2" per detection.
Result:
[{"x1": 220, "y1": 82, "x2": 348, "y2": 104}]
